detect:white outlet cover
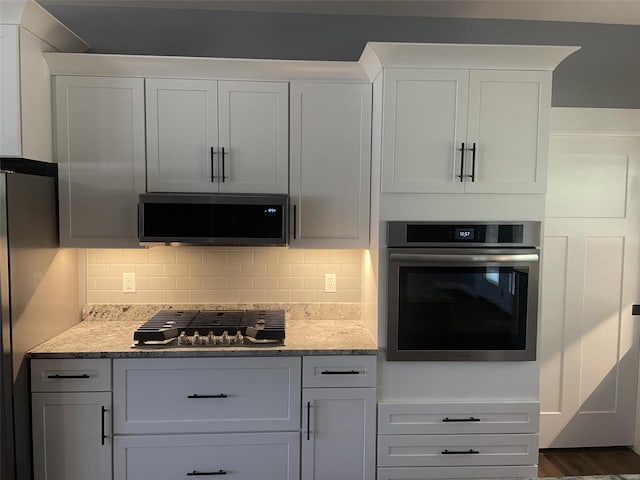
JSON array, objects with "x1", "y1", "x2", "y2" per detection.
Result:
[
  {"x1": 122, "y1": 272, "x2": 136, "y2": 293},
  {"x1": 324, "y1": 273, "x2": 337, "y2": 293}
]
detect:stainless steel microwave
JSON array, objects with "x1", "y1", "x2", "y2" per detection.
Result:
[{"x1": 138, "y1": 193, "x2": 288, "y2": 246}]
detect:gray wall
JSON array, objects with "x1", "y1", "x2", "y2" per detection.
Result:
[{"x1": 42, "y1": 5, "x2": 640, "y2": 108}]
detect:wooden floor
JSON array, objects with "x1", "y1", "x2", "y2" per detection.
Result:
[{"x1": 539, "y1": 447, "x2": 640, "y2": 477}]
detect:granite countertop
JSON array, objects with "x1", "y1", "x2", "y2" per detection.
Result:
[{"x1": 29, "y1": 303, "x2": 378, "y2": 359}]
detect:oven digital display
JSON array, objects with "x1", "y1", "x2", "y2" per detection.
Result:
[{"x1": 455, "y1": 227, "x2": 475, "y2": 240}]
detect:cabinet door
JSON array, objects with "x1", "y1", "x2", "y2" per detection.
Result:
[
  {"x1": 146, "y1": 78, "x2": 219, "y2": 192},
  {"x1": 465, "y1": 70, "x2": 551, "y2": 194},
  {"x1": 290, "y1": 82, "x2": 371, "y2": 247},
  {"x1": 218, "y1": 80, "x2": 288, "y2": 194},
  {"x1": 32, "y1": 392, "x2": 112, "y2": 480},
  {"x1": 381, "y1": 68, "x2": 468, "y2": 193},
  {"x1": 114, "y1": 433, "x2": 300, "y2": 480},
  {"x1": 302, "y1": 387, "x2": 376, "y2": 480},
  {"x1": 55, "y1": 76, "x2": 145, "y2": 247}
]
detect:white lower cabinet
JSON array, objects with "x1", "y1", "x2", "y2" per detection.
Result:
[
  {"x1": 302, "y1": 356, "x2": 377, "y2": 480},
  {"x1": 32, "y1": 392, "x2": 112, "y2": 480},
  {"x1": 377, "y1": 402, "x2": 540, "y2": 479},
  {"x1": 114, "y1": 432, "x2": 300, "y2": 480},
  {"x1": 31, "y1": 359, "x2": 113, "y2": 480},
  {"x1": 32, "y1": 355, "x2": 379, "y2": 480}
]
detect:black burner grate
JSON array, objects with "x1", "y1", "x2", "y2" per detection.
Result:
[{"x1": 133, "y1": 309, "x2": 285, "y2": 345}]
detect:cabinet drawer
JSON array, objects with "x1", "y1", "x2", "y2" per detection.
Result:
[
  {"x1": 377, "y1": 465, "x2": 538, "y2": 479},
  {"x1": 114, "y1": 432, "x2": 299, "y2": 480},
  {"x1": 378, "y1": 434, "x2": 538, "y2": 467},
  {"x1": 302, "y1": 355, "x2": 376, "y2": 387},
  {"x1": 31, "y1": 359, "x2": 111, "y2": 392},
  {"x1": 113, "y1": 357, "x2": 301, "y2": 434},
  {"x1": 378, "y1": 402, "x2": 539, "y2": 435}
]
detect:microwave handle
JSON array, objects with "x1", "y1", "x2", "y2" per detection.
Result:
[{"x1": 389, "y1": 253, "x2": 539, "y2": 263}]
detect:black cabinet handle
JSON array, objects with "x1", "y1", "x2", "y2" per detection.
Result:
[
  {"x1": 306, "y1": 401, "x2": 311, "y2": 440},
  {"x1": 221, "y1": 147, "x2": 228, "y2": 182},
  {"x1": 442, "y1": 417, "x2": 480, "y2": 423},
  {"x1": 187, "y1": 394, "x2": 228, "y2": 399},
  {"x1": 470, "y1": 142, "x2": 477, "y2": 182},
  {"x1": 187, "y1": 470, "x2": 227, "y2": 476},
  {"x1": 101, "y1": 406, "x2": 107, "y2": 445},
  {"x1": 457, "y1": 142, "x2": 465, "y2": 181},
  {"x1": 441, "y1": 449, "x2": 479, "y2": 455},
  {"x1": 320, "y1": 370, "x2": 359, "y2": 375},
  {"x1": 292, "y1": 204, "x2": 297, "y2": 240},
  {"x1": 210, "y1": 147, "x2": 217, "y2": 182},
  {"x1": 47, "y1": 374, "x2": 90, "y2": 379}
]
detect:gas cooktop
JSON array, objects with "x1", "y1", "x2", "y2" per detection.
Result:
[{"x1": 132, "y1": 309, "x2": 285, "y2": 347}]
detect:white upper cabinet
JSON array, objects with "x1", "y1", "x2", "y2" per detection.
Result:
[
  {"x1": 381, "y1": 68, "x2": 551, "y2": 194},
  {"x1": 289, "y1": 82, "x2": 372, "y2": 248},
  {"x1": 146, "y1": 79, "x2": 218, "y2": 192},
  {"x1": 146, "y1": 78, "x2": 288, "y2": 194},
  {"x1": 382, "y1": 68, "x2": 468, "y2": 194},
  {"x1": 464, "y1": 70, "x2": 550, "y2": 194},
  {"x1": 218, "y1": 81, "x2": 289, "y2": 193},
  {"x1": 55, "y1": 76, "x2": 146, "y2": 247}
]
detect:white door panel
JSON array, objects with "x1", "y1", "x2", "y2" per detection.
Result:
[{"x1": 540, "y1": 128, "x2": 640, "y2": 447}]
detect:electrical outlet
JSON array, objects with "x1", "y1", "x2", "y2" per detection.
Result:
[
  {"x1": 324, "y1": 273, "x2": 337, "y2": 293},
  {"x1": 122, "y1": 272, "x2": 136, "y2": 293}
]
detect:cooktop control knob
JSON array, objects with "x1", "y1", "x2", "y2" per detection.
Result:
[
  {"x1": 220, "y1": 331, "x2": 230, "y2": 345},
  {"x1": 205, "y1": 331, "x2": 216, "y2": 345},
  {"x1": 192, "y1": 331, "x2": 202, "y2": 345},
  {"x1": 178, "y1": 331, "x2": 189, "y2": 345},
  {"x1": 234, "y1": 331, "x2": 244, "y2": 344}
]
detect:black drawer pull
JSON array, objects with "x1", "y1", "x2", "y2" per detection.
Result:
[
  {"x1": 442, "y1": 417, "x2": 480, "y2": 423},
  {"x1": 442, "y1": 449, "x2": 479, "y2": 455},
  {"x1": 101, "y1": 406, "x2": 107, "y2": 445},
  {"x1": 320, "y1": 370, "x2": 360, "y2": 375},
  {"x1": 187, "y1": 394, "x2": 228, "y2": 399},
  {"x1": 47, "y1": 374, "x2": 90, "y2": 379},
  {"x1": 187, "y1": 470, "x2": 227, "y2": 476}
]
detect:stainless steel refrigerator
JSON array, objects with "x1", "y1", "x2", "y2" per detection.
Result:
[{"x1": 0, "y1": 158, "x2": 79, "y2": 480}]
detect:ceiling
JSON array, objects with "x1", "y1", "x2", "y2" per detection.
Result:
[{"x1": 37, "y1": 0, "x2": 640, "y2": 26}]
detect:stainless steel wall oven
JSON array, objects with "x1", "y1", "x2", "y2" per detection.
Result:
[{"x1": 386, "y1": 221, "x2": 541, "y2": 361}]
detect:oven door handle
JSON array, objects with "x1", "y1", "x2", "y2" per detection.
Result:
[{"x1": 389, "y1": 253, "x2": 539, "y2": 263}]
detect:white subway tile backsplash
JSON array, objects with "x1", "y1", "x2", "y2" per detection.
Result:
[
  {"x1": 135, "y1": 264, "x2": 163, "y2": 276},
  {"x1": 121, "y1": 249, "x2": 150, "y2": 264},
  {"x1": 177, "y1": 250, "x2": 203, "y2": 264},
  {"x1": 148, "y1": 277, "x2": 177, "y2": 290},
  {"x1": 266, "y1": 263, "x2": 291, "y2": 276},
  {"x1": 201, "y1": 277, "x2": 229, "y2": 290},
  {"x1": 291, "y1": 291, "x2": 317, "y2": 302},
  {"x1": 162, "y1": 264, "x2": 190, "y2": 277},
  {"x1": 278, "y1": 277, "x2": 305, "y2": 290},
  {"x1": 228, "y1": 277, "x2": 254, "y2": 289},
  {"x1": 87, "y1": 264, "x2": 110, "y2": 277},
  {"x1": 85, "y1": 247, "x2": 362, "y2": 304},
  {"x1": 176, "y1": 277, "x2": 202, "y2": 290},
  {"x1": 149, "y1": 247, "x2": 177, "y2": 264},
  {"x1": 240, "y1": 263, "x2": 266, "y2": 276},
  {"x1": 266, "y1": 290, "x2": 292, "y2": 302},
  {"x1": 278, "y1": 249, "x2": 305, "y2": 264},
  {"x1": 162, "y1": 290, "x2": 190, "y2": 303},
  {"x1": 253, "y1": 277, "x2": 278, "y2": 290},
  {"x1": 240, "y1": 290, "x2": 267, "y2": 302},
  {"x1": 291, "y1": 264, "x2": 316, "y2": 277}
]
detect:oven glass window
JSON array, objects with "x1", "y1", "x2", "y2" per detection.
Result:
[{"x1": 397, "y1": 266, "x2": 528, "y2": 351}]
